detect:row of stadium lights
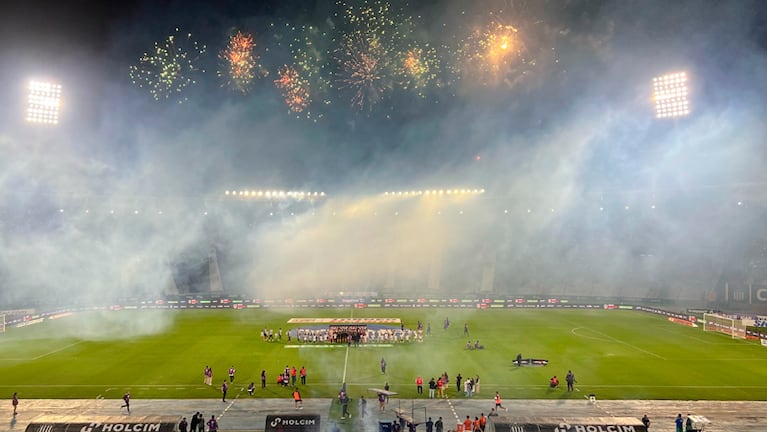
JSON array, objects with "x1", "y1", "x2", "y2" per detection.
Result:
[
  {"x1": 24, "y1": 72, "x2": 691, "y2": 127},
  {"x1": 57, "y1": 208, "x2": 208, "y2": 216},
  {"x1": 48, "y1": 201, "x2": 747, "y2": 217},
  {"x1": 225, "y1": 190, "x2": 326, "y2": 198},
  {"x1": 383, "y1": 189, "x2": 485, "y2": 196}
]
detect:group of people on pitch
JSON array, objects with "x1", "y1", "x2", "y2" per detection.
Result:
[{"x1": 548, "y1": 370, "x2": 576, "y2": 391}]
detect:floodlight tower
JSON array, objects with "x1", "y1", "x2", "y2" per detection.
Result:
[
  {"x1": 652, "y1": 72, "x2": 690, "y2": 119},
  {"x1": 646, "y1": 71, "x2": 692, "y2": 208},
  {"x1": 26, "y1": 80, "x2": 62, "y2": 125}
]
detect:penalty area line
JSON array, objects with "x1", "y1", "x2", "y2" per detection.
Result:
[
  {"x1": 33, "y1": 341, "x2": 84, "y2": 360},
  {"x1": 582, "y1": 327, "x2": 666, "y2": 360}
]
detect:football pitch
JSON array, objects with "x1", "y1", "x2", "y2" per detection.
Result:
[{"x1": 0, "y1": 308, "x2": 765, "y2": 402}]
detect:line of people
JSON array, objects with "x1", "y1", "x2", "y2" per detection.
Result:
[
  {"x1": 178, "y1": 412, "x2": 219, "y2": 432},
  {"x1": 418, "y1": 373, "x2": 482, "y2": 399},
  {"x1": 203, "y1": 364, "x2": 308, "y2": 394}
]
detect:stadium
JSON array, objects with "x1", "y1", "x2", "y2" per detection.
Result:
[{"x1": 1, "y1": 1, "x2": 767, "y2": 431}]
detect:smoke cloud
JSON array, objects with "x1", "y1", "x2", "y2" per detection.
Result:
[{"x1": 1, "y1": 0, "x2": 767, "y2": 326}]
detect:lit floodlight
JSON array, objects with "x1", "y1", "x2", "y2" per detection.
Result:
[
  {"x1": 26, "y1": 80, "x2": 62, "y2": 124},
  {"x1": 225, "y1": 188, "x2": 326, "y2": 199},
  {"x1": 382, "y1": 188, "x2": 485, "y2": 198},
  {"x1": 652, "y1": 72, "x2": 689, "y2": 118}
]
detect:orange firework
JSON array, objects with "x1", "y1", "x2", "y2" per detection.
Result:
[
  {"x1": 396, "y1": 45, "x2": 439, "y2": 94},
  {"x1": 403, "y1": 49, "x2": 425, "y2": 75},
  {"x1": 274, "y1": 65, "x2": 311, "y2": 113},
  {"x1": 482, "y1": 24, "x2": 520, "y2": 73},
  {"x1": 452, "y1": 16, "x2": 531, "y2": 87},
  {"x1": 218, "y1": 31, "x2": 262, "y2": 93}
]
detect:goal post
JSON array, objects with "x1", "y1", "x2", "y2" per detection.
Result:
[
  {"x1": 0, "y1": 314, "x2": 5, "y2": 334},
  {"x1": 703, "y1": 313, "x2": 747, "y2": 339}
]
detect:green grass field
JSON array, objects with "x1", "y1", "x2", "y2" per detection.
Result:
[{"x1": 1, "y1": 308, "x2": 765, "y2": 401}]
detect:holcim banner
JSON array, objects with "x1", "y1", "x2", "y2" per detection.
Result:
[
  {"x1": 25, "y1": 422, "x2": 176, "y2": 432},
  {"x1": 264, "y1": 414, "x2": 321, "y2": 432},
  {"x1": 493, "y1": 424, "x2": 647, "y2": 432},
  {"x1": 489, "y1": 418, "x2": 647, "y2": 432}
]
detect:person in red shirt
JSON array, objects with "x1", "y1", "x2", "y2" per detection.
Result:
[
  {"x1": 416, "y1": 376, "x2": 424, "y2": 394},
  {"x1": 464, "y1": 416, "x2": 473, "y2": 431},
  {"x1": 473, "y1": 417, "x2": 481, "y2": 431},
  {"x1": 549, "y1": 376, "x2": 559, "y2": 389},
  {"x1": 479, "y1": 413, "x2": 487, "y2": 432},
  {"x1": 300, "y1": 366, "x2": 307, "y2": 385},
  {"x1": 494, "y1": 392, "x2": 507, "y2": 411},
  {"x1": 293, "y1": 388, "x2": 303, "y2": 409}
]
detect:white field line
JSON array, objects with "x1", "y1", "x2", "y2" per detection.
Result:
[
  {"x1": 341, "y1": 307, "x2": 354, "y2": 385},
  {"x1": 33, "y1": 341, "x2": 83, "y2": 360},
  {"x1": 0, "y1": 341, "x2": 84, "y2": 361},
  {"x1": 572, "y1": 327, "x2": 665, "y2": 359},
  {"x1": 2, "y1": 383, "x2": 767, "y2": 390}
]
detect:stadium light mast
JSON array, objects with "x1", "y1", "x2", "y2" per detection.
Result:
[
  {"x1": 26, "y1": 80, "x2": 62, "y2": 125},
  {"x1": 652, "y1": 72, "x2": 689, "y2": 119}
]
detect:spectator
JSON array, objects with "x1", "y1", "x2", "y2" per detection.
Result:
[
  {"x1": 120, "y1": 392, "x2": 131, "y2": 413},
  {"x1": 293, "y1": 388, "x2": 303, "y2": 410},
  {"x1": 359, "y1": 395, "x2": 367, "y2": 418},
  {"x1": 566, "y1": 371, "x2": 576, "y2": 392},
  {"x1": 190, "y1": 412, "x2": 200, "y2": 432},
  {"x1": 641, "y1": 414, "x2": 650, "y2": 429},
  {"x1": 207, "y1": 415, "x2": 218, "y2": 432}
]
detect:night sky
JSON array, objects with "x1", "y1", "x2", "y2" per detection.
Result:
[{"x1": 1, "y1": 0, "x2": 767, "y2": 307}]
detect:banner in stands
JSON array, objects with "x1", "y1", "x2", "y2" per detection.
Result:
[
  {"x1": 264, "y1": 415, "x2": 321, "y2": 432},
  {"x1": 25, "y1": 422, "x2": 176, "y2": 432},
  {"x1": 722, "y1": 283, "x2": 767, "y2": 305}
]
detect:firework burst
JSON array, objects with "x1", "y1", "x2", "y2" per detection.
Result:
[
  {"x1": 291, "y1": 25, "x2": 333, "y2": 89},
  {"x1": 449, "y1": 7, "x2": 562, "y2": 89},
  {"x1": 274, "y1": 65, "x2": 311, "y2": 114},
  {"x1": 129, "y1": 28, "x2": 206, "y2": 102},
  {"x1": 455, "y1": 19, "x2": 527, "y2": 86},
  {"x1": 336, "y1": 32, "x2": 388, "y2": 111},
  {"x1": 396, "y1": 45, "x2": 440, "y2": 96},
  {"x1": 289, "y1": 24, "x2": 335, "y2": 117},
  {"x1": 334, "y1": 0, "x2": 414, "y2": 110},
  {"x1": 218, "y1": 31, "x2": 265, "y2": 93}
]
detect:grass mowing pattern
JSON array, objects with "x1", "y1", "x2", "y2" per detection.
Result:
[{"x1": 0, "y1": 308, "x2": 764, "y2": 401}]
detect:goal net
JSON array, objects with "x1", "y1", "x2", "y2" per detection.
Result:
[{"x1": 703, "y1": 313, "x2": 747, "y2": 339}]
